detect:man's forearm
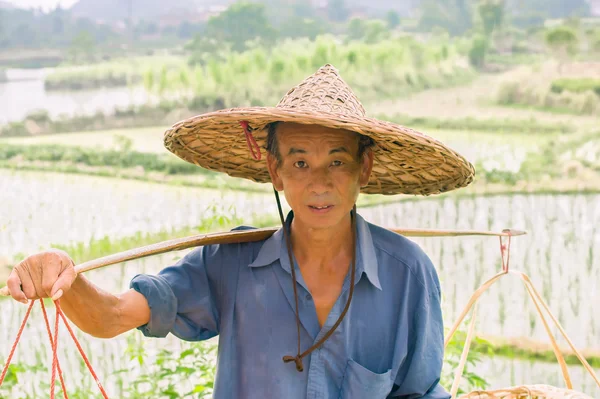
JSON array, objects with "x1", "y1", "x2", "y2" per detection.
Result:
[{"x1": 59, "y1": 274, "x2": 121, "y2": 338}]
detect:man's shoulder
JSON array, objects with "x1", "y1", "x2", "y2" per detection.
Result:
[
  {"x1": 186, "y1": 225, "x2": 267, "y2": 259},
  {"x1": 367, "y1": 222, "x2": 429, "y2": 264},
  {"x1": 366, "y1": 221, "x2": 441, "y2": 296}
]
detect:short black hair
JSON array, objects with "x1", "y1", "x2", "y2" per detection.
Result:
[{"x1": 265, "y1": 122, "x2": 374, "y2": 166}]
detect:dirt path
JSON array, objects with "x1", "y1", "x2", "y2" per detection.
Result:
[{"x1": 370, "y1": 67, "x2": 599, "y2": 129}]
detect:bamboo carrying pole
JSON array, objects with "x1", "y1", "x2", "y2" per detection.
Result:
[{"x1": 0, "y1": 227, "x2": 525, "y2": 297}]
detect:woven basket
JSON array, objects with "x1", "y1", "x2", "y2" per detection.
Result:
[
  {"x1": 447, "y1": 269, "x2": 600, "y2": 399},
  {"x1": 458, "y1": 384, "x2": 594, "y2": 398}
]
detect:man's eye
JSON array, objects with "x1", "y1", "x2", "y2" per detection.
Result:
[
  {"x1": 331, "y1": 160, "x2": 343, "y2": 166},
  {"x1": 294, "y1": 161, "x2": 307, "y2": 168}
]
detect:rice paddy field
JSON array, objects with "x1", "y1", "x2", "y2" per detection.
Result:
[
  {"x1": 1, "y1": 167, "x2": 599, "y2": 397},
  {"x1": 1, "y1": 49, "x2": 600, "y2": 397}
]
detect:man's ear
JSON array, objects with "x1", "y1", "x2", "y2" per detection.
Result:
[
  {"x1": 359, "y1": 148, "x2": 374, "y2": 188},
  {"x1": 266, "y1": 152, "x2": 284, "y2": 191}
]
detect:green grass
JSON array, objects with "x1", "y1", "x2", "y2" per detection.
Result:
[
  {"x1": 551, "y1": 77, "x2": 600, "y2": 96},
  {"x1": 485, "y1": 53, "x2": 545, "y2": 66},
  {"x1": 1, "y1": 126, "x2": 169, "y2": 153},
  {"x1": 383, "y1": 113, "x2": 574, "y2": 135},
  {"x1": 472, "y1": 336, "x2": 600, "y2": 368}
]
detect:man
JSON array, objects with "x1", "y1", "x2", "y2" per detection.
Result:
[{"x1": 6, "y1": 65, "x2": 474, "y2": 398}]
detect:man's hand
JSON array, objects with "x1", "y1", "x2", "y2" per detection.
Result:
[{"x1": 6, "y1": 249, "x2": 77, "y2": 304}]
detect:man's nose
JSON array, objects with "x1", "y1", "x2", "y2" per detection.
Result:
[{"x1": 308, "y1": 166, "x2": 333, "y2": 194}]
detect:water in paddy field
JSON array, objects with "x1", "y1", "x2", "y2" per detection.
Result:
[
  {"x1": 1, "y1": 169, "x2": 599, "y2": 395},
  {"x1": 0, "y1": 69, "x2": 151, "y2": 125}
]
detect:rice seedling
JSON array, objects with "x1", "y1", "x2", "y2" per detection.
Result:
[
  {"x1": 1, "y1": 169, "x2": 599, "y2": 395},
  {"x1": 358, "y1": 193, "x2": 600, "y2": 350},
  {"x1": 0, "y1": 169, "x2": 275, "y2": 261}
]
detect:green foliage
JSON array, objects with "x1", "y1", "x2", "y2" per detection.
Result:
[
  {"x1": 551, "y1": 78, "x2": 600, "y2": 96},
  {"x1": 183, "y1": 35, "x2": 473, "y2": 107},
  {"x1": 386, "y1": 10, "x2": 401, "y2": 29},
  {"x1": 545, "y1": 26, "x2": 579, "y2": 56},
  {"x1": 115, "y1": 338, "x2": 217, "y2": 398},
  {"x1": 278, "y1": 17, "x2": 325, "y2": 40},
  {"x1": 347, "y1": 19, "x2": 390, "y2": 43},
  {"x1": 506, "y1": 0, "x2": 590, "y2": 23},
  {"x1": 384, "y1": 113, "x2": 573, "y2": 134},
  {"x1": 327, "y1": 0, "x2": 350, "y2": 22},
  {"x1": 442, "y1": 329, "x2": 491, "y2": 394},
  {"x1": 45, "y1": 65, "x2": 134, "y2": 90},
  {"x1": 477, "y1": 0, "x2": 505, "y2": 36},
  {"x1": 205, "y1": 2, "x2": 276, "y2": 52},
  {"x1": 468, "y1": 34, "x2": 489, "y2": 68},
  {"x1": 0, "y1": 143, "x2": 210, "y2": 176},
  {"x1": 497, "y1": 80, "x2": 600, "y2": 116},
  {"x1": 68, "y1": 30, "x2": 96, "y2": 64},
  {"x1": 417, "y1": 0, "x2": 473, "y2": 36}
]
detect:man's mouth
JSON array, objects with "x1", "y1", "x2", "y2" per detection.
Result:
[{"x1": 309, "y1": 205, "x2": 333, "y2": 210}]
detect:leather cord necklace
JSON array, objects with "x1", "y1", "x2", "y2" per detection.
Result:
[{"x1": 274, "y1": 189, "x2": 357, "y2": 372}]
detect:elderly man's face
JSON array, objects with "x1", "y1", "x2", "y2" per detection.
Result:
[{"x1": 266, "y1": 122, "x2": 373, "y2": 229}]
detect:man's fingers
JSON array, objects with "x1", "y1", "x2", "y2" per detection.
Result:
[
  {"x1": 42, "y1": 252, "x2": 64, "y2": 297},
  {"x1": 17, "y1": 266, "x2": 39, "y2": 300},
  {"x1": 6, "y1": 270, "x2": 28, "y2": 304},
  {"x1": 50, "y1": 266, "x2": 75, "y2": 300}
]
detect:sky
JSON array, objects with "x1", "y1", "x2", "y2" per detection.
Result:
[{"x1": 4, "y1": 0, "x2": 78, "y2": 11}]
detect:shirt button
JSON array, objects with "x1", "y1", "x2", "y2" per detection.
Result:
[{"x1": 305, "y1": 294, "x2": 312, "y2": 300}]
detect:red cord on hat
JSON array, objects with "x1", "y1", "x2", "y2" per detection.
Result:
[{"x1": 240, "y1": 121, "x2": 261, "y2": 161}]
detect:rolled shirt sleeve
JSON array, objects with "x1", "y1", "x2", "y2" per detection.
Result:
[{"x1": 130, "y1": 244, "x2": 222, "y2": 341}]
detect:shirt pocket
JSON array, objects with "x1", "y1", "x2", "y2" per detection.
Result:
[{"x1": 339, "y1": 358, "x2": 393, "y2": 399}]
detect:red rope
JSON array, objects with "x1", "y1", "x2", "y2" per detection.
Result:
[
  {"x1": 0, "y1": 299, "x2": 109, "y2": 398},
  {"x1": 40, "y1": 300, "x2": 69, "y2": 399},
  {"x1": 499, "y1": 233, "x2": 512, "y2": 273},
  {"x1": 58, "y1": 304, "x2": 109, "y2": 397},
  {"x1": 240, "y1": 120, "x2": 262, "y2": 160},
  {"x1": 0, "y1": 300, "x2": 34, "y2": 386}
]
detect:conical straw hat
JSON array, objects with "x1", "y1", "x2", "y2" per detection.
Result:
[{"x1": 164, "y1": 64, "x2": 475, "y2": 196}]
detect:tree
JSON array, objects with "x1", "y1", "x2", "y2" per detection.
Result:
[
  {"x1": 347, "y1": 18, "x2": 367, "y2": 40},
  {"x1": 468, "y1": 33, "x2": 489, "y2": 68},
  {"x1": 506, "y1": 0, "x2": 590, "y2": 22},
  {"x1": 364, "y1": 20, "x2": 390, "y2": 44},
  {"x1": 327, "y1": 0, "x2": 350, "y2": 23},
  {"x1": 477, "y1": 0, "x2": 504, "y2": 37},
  {"x1": 418, "y1": 0, "x2": 472, "y2": 36},
  {"x1": 386, "y1": 10, "x2": 400, "y2": 29},
  {"x1": 206, "y1": 2, "x2": 276, "y2": 52},
  {"x1": 545, "y1": 25, "x2": 578, "y2": 72},
  {"x1": 279, "y1": 17, "x2": 324, "y2": 40},
  {"x1": 68, "y1": 30, "x2": 96, "y2": 64}
]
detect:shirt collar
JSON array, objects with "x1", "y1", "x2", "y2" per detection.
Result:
[{"x1": 248, "y1": 210, "x2": 382, "y2": 291}]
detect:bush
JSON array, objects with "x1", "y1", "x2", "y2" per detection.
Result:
[
  {"x1": 496, "y1": 81, "x2": 520, "y2": 104},
  {"x1": 0, "y1": 121, "x2": 28, "y2": 137},
  {"x1": 468, "y1": 34, "x2": 489, "y2": 68},
  {"x1": 550, "y1": 78, "x2": 600, "y2": 96},
  {"x1": 0, "y1": 144, "x2": 213, "y2": 176}
]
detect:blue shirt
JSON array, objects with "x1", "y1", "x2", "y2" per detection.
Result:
[{"x1": 130, "y1": 212, "x2": 450, "y2": 399}]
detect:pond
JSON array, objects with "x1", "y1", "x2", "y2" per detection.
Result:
[{"x1": 0, "y1": 69, "x2": 151, "y2": 125}]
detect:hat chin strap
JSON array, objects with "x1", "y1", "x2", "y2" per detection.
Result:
[{"x1": 273, "y1": 188, "x2": 357, "y2": 372}]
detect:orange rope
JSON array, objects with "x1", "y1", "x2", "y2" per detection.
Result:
[{"x1": 0, "y1": 299, "x2": 109, "y2": 398}]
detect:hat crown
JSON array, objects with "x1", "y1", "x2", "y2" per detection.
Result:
[{"x1": 275, "y1": 64, "x2": 366, "y2": 117}]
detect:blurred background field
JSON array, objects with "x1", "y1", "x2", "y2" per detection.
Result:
[{"x1": 0, "y1": 0, "x2": 600, "y2": 397}]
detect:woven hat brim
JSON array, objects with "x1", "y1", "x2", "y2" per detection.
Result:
[{"x1": 164, "y1": 107, "x2": 475, "y2": 196}]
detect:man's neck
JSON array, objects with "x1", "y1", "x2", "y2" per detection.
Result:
[{"x1": 289, "y1": 213, "x2": 354, "y2": 273}]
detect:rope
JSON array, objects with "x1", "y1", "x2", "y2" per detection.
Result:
[
  {"x1": 0, "y1": 300, "x2": 34, "y2": 386},
  {"x1": 0, "y1": 299, "x2": 109, "y2": 398},
  {"x1": 445, "y1": 273, "x2": 600, "y2": 397},
  {"x1": 40, "y1": 300, "x2": 69, "y2": 399}
]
